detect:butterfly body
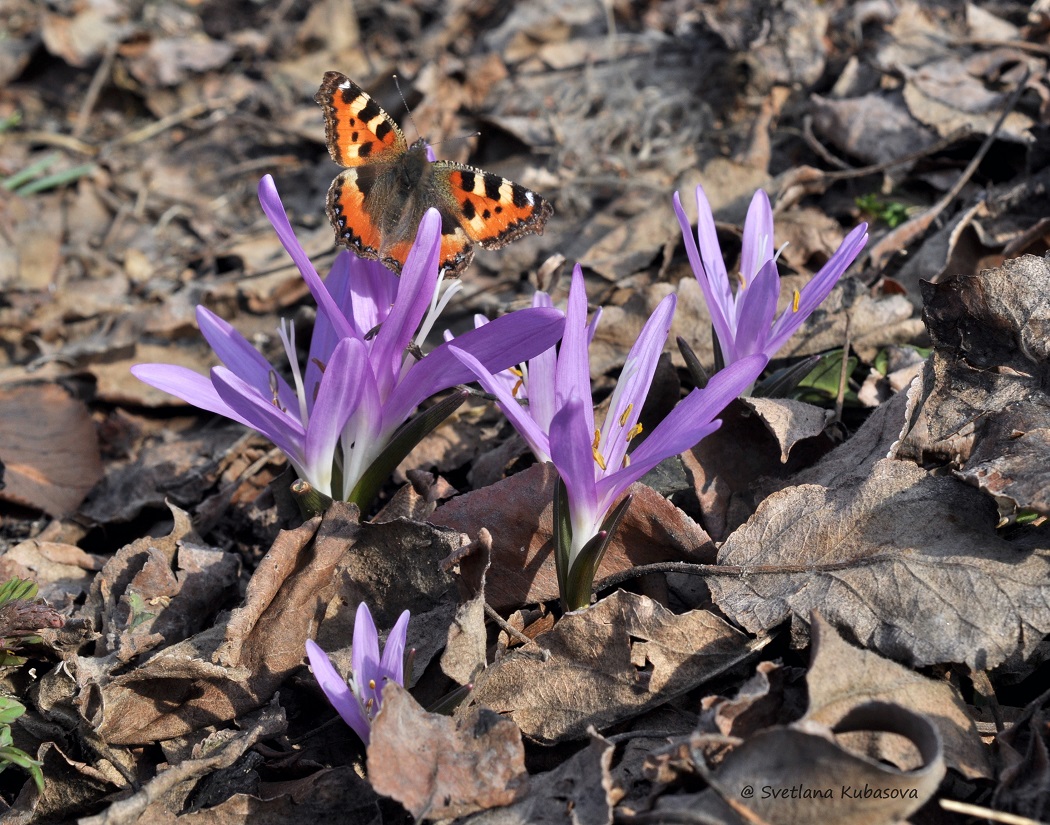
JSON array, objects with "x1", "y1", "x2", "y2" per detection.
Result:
[{"x1": 316, "y1": 72, "x2": 553, "y2": 276}]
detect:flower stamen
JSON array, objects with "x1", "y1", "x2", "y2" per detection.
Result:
[{"x1": 592, "y1": 428, "x2": 607, "y2": 471}]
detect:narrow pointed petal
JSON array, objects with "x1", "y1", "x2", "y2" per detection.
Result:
[
  {"x1": 371, "y1": 209, "x2": 442, "y2": 399},
  {"x1": 303, "y1": 338, "x2": 367, "y2": 490},
  {"x1": 554, "y1": 267, "x2": 596, "y2": 438},
  {"x1": 600, "y1": 293, "x2": 676, "y2": 473},
  {"x1": 378, "y1": 609, "x2": 410, "y2": 688},
  {"x1": 673, "y1": 190, "x2": 738, "y2": 362},
  {"x1": 257, "y1": 175, "x2": 356, "y2": 342},
  {"x1": 450, "y1": 346, "x2": 552, "y2": 461},
  {"x1": 732, "y1": 258, "x2": 781, "y2": 360},
  {"x1": 196, "y1": 306, "x2": 299, "y2": 414},
  {"x1": 767, "y1": 223, "x2": 868, "y2": 355},
  {"x1": 305, "y1": 251, "x2": 360, "y2": 401},
  {"x1": 130, "y1": 364, "x2": 251, "y2": 427},
  {"x1": 384, "y1": 306, "x2": 565, "y2": 427},
  {"x1": 306, "y1": 640, "x2": 372, "y2": 744},
  {"x1": 352, "y1": 602, "x2": 382, "y2": 710},
  {"x1": 739, "y1": 189, "x2": 775, "y2": 290},
  {"x1": 211, "y1": 366, "x2": 306, "y2": 465},
  {"x1": 349, "y1": 257, "x2": 400, "y2": 340}
]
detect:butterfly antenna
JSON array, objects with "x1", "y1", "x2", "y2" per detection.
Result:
[{"x1": 392, "y1": 74, "x2": 423, "y2": 141}]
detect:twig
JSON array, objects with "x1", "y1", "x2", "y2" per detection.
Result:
[
  {"x1": 74, "y1": 42, "x2": 117, "y2": 140},
  {"x1": 484, "y1": 603, "x2": 551, "y2": 661},
  {"x1": 834, "y1": 316, "x2": 852, "y2": 425},
  {"x1": 938, "y1": 799, "x2": 1048, "y2": 825},
  {"x1": 117, "y1": 100, "x2": 216, "y2": 146}
]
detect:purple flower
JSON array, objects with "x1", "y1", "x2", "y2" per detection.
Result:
[
  {"x1": 305, "y1": 603, "x2": 409, "y2": 745},
  {"x1": 133, "y1": 176, "x2": 565, "y2": 505},
  {"x1": 451, "y1": 266, "x2": 766, "y2": 609},
  {"x1": 673, "y1": 185, "x2": 868, "y2": 366}
]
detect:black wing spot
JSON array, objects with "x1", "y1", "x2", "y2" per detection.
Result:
[
  {"x1": 350, "y1": 131, "x2": 359, "y2": 142},
  {"x1": 461, "y1": 199, "x2": 476, "y2": 220},
  {"x1": 359, "y1": 141, "x2": 373, "y2": 157},
  {"x1": 481, "y1": 209, "x2": 491, "y2": 219},
  {"x1": 459, "y1": 170, "x2": 476, "y2": 192},
  {"x1": 357, "y1": 98, "x2": 382, "y2": 124},
  {"x1": 483, "y1": 174, "x2": 502, "y2": 201},
  {"x1": 375, "y1": 120, "x2": 392, "y2": 142}
]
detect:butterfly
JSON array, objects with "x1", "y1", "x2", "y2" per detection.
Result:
[{"x1": 315, "y1": 71, "x2": 554, "y2": 277}]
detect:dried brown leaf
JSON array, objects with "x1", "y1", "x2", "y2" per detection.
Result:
[
  {"x1": 0, "y1": 383, "x2": 103, "y2": 517},
  {"x1": 459, "y1": 732, "x2": 614, "y2": 825},
  {"x1": 897, "y1": 256, "x2": 1050, "y2": 514},
  {"x1": 471, "y1": 591, "x2": 762, "y2": 744},
  {"x1": 695, "y1": 703, "x2": 945, "y2": 825},
  {"x1": 82, "y1": 504, "x2": 354, "y2": 744},
  {"x1": 367, "y1": 683, "x2": 528, "y2": 820},
  {"x1": 805, "y1": 613, "x2": 991, "y2": 779},
  {"x1": 708, "y1": 458, "x2": 1050, "y2": 669}
]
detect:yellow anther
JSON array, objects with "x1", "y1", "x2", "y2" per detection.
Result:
[
  {"x1": 592, "y1": 429, "x2": 607, "y2": 471},
  {"x1": 268, "y1": 371, "x2": 283, "y2": 410},
  {"x1": 369, "y1": 679, "x2": 376, "y2": 691},
  {"x1": 792, "y1": 288, "x2": 800, "y2": 312},
  {"x1": 511, "y1": 377, "x2": 524, "y2": 397},
  {"x1": 618, "y1": 404, "x2": 633, "y2": 427},
  {"x1": 622, "y1": 453, "x2": 631, "y2": 469},
  {"x1": 626, "y1": 422, "x2": 644, "y2": 441}
]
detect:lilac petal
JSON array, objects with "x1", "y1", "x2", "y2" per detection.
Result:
[
  {"x1": 525, "y1": 338, "x2": 558, "y2": 433},
  {"x1": 371, "y1": 209, "x2": 442, "y2": 400},
  {"x1": 349, "y1": 257, "x2": 400, "y2": 340},
  {"x1": 600, "y1": 292, "x2": 676, "y2": 474},
  {"x1": 257, "y1": 175, "x2": 356, "y2": 342},
  {"x1": 450, "y1": 346, "x2": 552, "y2": 461},
  {"x1": 549, "y1": 394, "x2": 601, "y2": 550},
  {"x1": 555, "y1": 268, "x2": 591, "y2": 403},
  {"x1": 306, "y1": 639, "x2": 372, "y2": 744},
  {"x1": 378, "y1": 609, "x2": 410, "y2": 689},
  {"x1": 303, "y1": 338, "x2": 367, "y2": 490},
  {"x1": 130, "y1": 364, "x2": 251, "y2": 427},
  {"x1": 673, "y1": 190, "x2": 738, "y2": 362},
  {"x1": 732, "y1": 258, "x2": 781, "y2": 360},
  {"x1": 211, "y1": 366, "x2": 305, "y2": 465},
  {"x1": 738, "y1": 190, "x2": 775, "y2": 298},
  {"x1": 384, "y1": 306, "x2": 565, "y2": 428},
  {"x1": 195, "y1": 306, "x2": 299, "y2": 415},
  {"x1": 623, "y1": 353, "x2": 767, "y2": 479},
  {"x1": 305, "y1": 251, "x2": 357, "y2": 403},
  {"x1": 352, "y1": 602, "x2": 382, "y2": 712},
  {"x1": 767, "y1": 223, "x2": 868, "y2": 355}
]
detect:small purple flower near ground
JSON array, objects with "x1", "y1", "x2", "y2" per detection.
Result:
[
  {"x1": 451, "y1": 265, "x2": 767, "y2": 610},
  {"x1": 673, "y1": 185, "x2": 868, "y2": 367},
  {"x1": 305, "y1": 603, "x2": 410, "y2": 745}
]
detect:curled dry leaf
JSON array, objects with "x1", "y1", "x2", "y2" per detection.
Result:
[
  {"x1": 83, "y1": 504, "x2": 239, "y2": 664},
  {"x1": 897, "y1": 255, "x2": 1050, "y2": 515},
  {"x1": 708, "y1": 457, "x2": 1050, "y2": 670},
  {"x1": 804, "y1": 613, "x2": 990, "y2": 780},
  {"x1": 367, "y1": 683, "x2": 528, "y2": 820},
  {"x1": 694, "y1": 702, "x2": 945, "y2": 825},
  {"x1": 741, "y1": 397, "x2": 834, "y2": 464},
  {"x1": 993, "y1": 686, "x2": 1050, "y2": 820},
  {"x1": 80, "y1": 503, "x2": 356, "y2": 744},
  {"x1": 471, "y1": 590, "x2": 764, "y2": 744}
]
